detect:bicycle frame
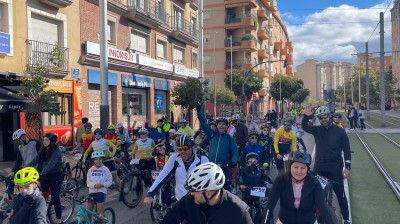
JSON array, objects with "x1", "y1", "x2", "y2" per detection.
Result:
[
  {"x1": 75, "y1": 205, "x2": 112, "y2": 224},
  {"x1": 0, "y1": 184, "x2": 13, "y2": 209}
]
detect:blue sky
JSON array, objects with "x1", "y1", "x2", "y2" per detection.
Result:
[{"x1": 277, "y1": 0, "x2": 394, "y2": 68}]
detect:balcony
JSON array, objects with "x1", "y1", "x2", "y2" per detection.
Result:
[
  {"x1": 224, "y1": 38, "x2": 258, "y2": 52},
  {"x1": 286, "y1": 54, "x2": 293, "y2": 65},
  {"x1": 257, "y1": 29, "x2": 268, "y2": 40},
  {"x1": 127, "y1": 0, "x2": 171, "y2": 32},
  {"x1": 274, "y1": 41, "x2": 284, "y2": 51},
  {"x1": 280, "y1": 48, "x2": 289, "y2": 55},
  {"x1": 224, "y1": 0, "x2": 257, "y2": 9},
  {"x1": 258, "y1": 49, "x2": 269, "y2": 59},
  {"x1": 286, "y1": 66, "x2": 294, "y2": 76},
  {"x1": 259, "y1": 69, "x2": 268, "y2": 78},
  {"x1": 171, "y1": 16, "x2": 199, "y2": 46},
  {"x1": 225, "y1": 13, "x2": 255, "y2": 31},
  {"x1": 27, "y1": 40, "x2": 69, "y2": 75},
  {"x1": 225, "y1": 59, "x2": 257, "y2": 71},
  {"x1": 257, "y1": 9, "x2": 268, "y2": 21},
  {"x1": 286, "y1": 41, "x2": 293, "y2": 51},
  {"x1": 268, "y1": 18, "x2": 274, "y2": 28},
  {"x1": 39, "y1": 0, "x2": 73, "y2": 8}
]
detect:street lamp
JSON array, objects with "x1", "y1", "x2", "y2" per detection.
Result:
[{"x1": 213, "y1": 31, "x2": 217, "y2": 118}]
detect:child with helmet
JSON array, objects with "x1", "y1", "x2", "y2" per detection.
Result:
[
  {"x1": 86, "y1": 151, "x2": 113, "y2": 224},
  {"x1": 242, "y1": 131, "x2": 268, "y2": 167},
  {"x1": 258, "y1": 124, "x2": 273, "y2": 175},
  {"x1": 60, "y1": 146, "x2": 72, "y2": 181},
  {"x1": 8, "y1": 167, "x2": 47, "y2": 223},
  {"x1": 105, "y1": 124, "x2": 122, "y2": 158}
]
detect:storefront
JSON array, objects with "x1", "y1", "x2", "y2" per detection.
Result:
[
  {"x1": 153, "y1": 79, "x2": 171, "y2": 116},
  {"x1": 121, "y1": 74, "x2": 151, "y2": 119}
]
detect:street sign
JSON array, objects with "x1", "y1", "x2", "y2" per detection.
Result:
[{"x1": 72, "y1": 68, "x2": 80, "y2": 78}]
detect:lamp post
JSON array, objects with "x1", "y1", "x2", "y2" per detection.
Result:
[{"x1": 213, "y1": 31, "x2": 217, "y2": 118}]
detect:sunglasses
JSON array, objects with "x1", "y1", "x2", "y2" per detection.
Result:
[
  {"x1": 250, "y1": 137, "x2": 258, "y2": 140},
  {"x1": 318, "y1": 115, "x2": 329, "y2": 120},
  {"x1": 283, "y1": 123, "x2": 291, "y2": 126},
  {"x1": 178, "y1": 146, "x2": 191, "y2": 151},
  {"x1": 333, "y1": 116, "x2": 340, "y2": 119},
  {"x1": 86, "y1": 127, "x2": 92, "y2": 130},
  {"x1": 263, "y1": 128, "x2": 268, "y2": 131},
  {"x1": 108, "y1": 129, "x2": 115, "y2": 132},
  {"x1": 94, "y1": 132, "x2": 102, "y2": 135}
]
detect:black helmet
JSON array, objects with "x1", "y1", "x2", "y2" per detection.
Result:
[
  {"x1": 288, "y1": 149, "x2": 312, "y2": 165},
  {"x1": 44, "y1": 132, "x2": 58, "y2": 144},
  {"x1": 84, "y1": 122, "x2": 93, "y2": 129},
  {"x1": 248, "y1": 131, "x2": 259, "y2": 138},
  {"x1": 216, "y1": 117, "x2": 228, "y2": 125},
  {"x1": 177, "y1": 135, "x2": 195, "y2": 147},
  {"x1": 208, "y1": 120, "x2": 217, "y2": 127},
  {"x1": 245, "y1": 152, "x2": 259, "y2": 162},
  {"x1": 333, "y1": 113, "x2": 342, "y2": 118},
  {"x1": 94, "y1": 128, "x2": 103, "y2": 135},
  {"x1": 157, "y1": 119, "x2": 164, "y2": 123}
]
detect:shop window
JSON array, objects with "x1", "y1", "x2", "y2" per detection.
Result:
[
  {"x1": 192, "y1": 51, "x2": 198, "y2": 68},
  {"x1": 43, "y1": 94, "x2": 71, "y2": 126},
  {"x1": 154, "y1": 91, "x2": 167, "y2": 115},
  {"x1": 131, "y1": 29, "x2": 149, "y2": 54},
  {"x1": 173, "y1": 46, "x2": 184, "y2": 64},
  {"x1": 156, "y1": 39, "x2": 167, "y2": 59},
  {"x1": 122, "y1": 89, "x2": 147, "y2": 116}
]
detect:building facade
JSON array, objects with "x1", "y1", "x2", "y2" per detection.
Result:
[
  {"x1": 203, "y1": 0, "x2": 293, "y2": 117},
  {"x1": 391, "y1": 0, "x2": 400, "y2": 90},
  {"x1": 79, "y1": 0, "x2": 200, "y2": 130},
  {"x1": 357, "y1": 54, "x2": 393, "y2": 76}
]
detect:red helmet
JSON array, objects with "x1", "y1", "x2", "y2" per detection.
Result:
[{"x1": 260, "y1": 124, "x2": 268, "y2": 129}]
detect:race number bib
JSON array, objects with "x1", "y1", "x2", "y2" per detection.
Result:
[
  {"x1": 130, "y1": 159, "x2": 140, "y2": 165},
  {"x1": 91, "y1": 170, "x2": 106, "y2": 181},
  {"x1": 151, "y1": 171, "x2": 160, "y2": 180},
  {"x1": 316, "y1": 175, "x2": 328, "y2": 189},
  {"x1": 250, "y1": 187, "x2": 267, "y2": 197},
  {"x1": 283, "y1": 154, "x2": 289, "y2": 162}
]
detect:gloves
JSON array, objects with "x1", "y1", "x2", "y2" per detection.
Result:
[
  {"x1": 23, "y1": 194, "x2": 37, "y2": 206},
  {"x1": 196, "y1": 104, "x2": 202, "y2": 113}
]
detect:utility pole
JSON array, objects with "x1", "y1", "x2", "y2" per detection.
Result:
[
  {"x1": 279, "y1": 44, "x2": 282, "y2": 115},
  {"x1": 380, "y1": 12, "x2": 385, "y2": 126},
  {"x1": 358, "y1": 60, "x2": 361, "y2": 108},
  {"x1": 99, "y1": 0, "x2": 109, "y2": 133},
  {"x1": 351, "y1": 77, "x2": 354, "y2": 105},
  {"x1": 366, "y1": 42, "x2": 370, "y2": 119},
  {"x1": 213, "y1": 31, "x2": 217, "y2": 118},
  {"x1": 199, "y1": 0, "x2": 206, "y2": 116},
  {"x1": 229, "y1": 36, "x2": 233, "y2": 91},
  {"x1": 344, "y1": 79, "x2": 346, "y2": 109}
]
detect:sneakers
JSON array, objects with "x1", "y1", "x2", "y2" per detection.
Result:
[{"x1": 344, "y1": 220, "x2": 351, "y2": 224}]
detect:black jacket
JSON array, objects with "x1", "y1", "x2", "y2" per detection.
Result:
[
  {"x1": 301, "y1": 115, "x2": 351, "y2": 171},
  {"x1": 239, "y1": 166, "x2": 273, "y2": 199},
  {"x1": 10, "y1": 193, "x2": 47, "y2": 224},
  {"x1": 159, "y1": 188, "x2": 254, "y2": 224},
  {"x1": 265, "y1": 174, "x2": 335, "y2": 224}
]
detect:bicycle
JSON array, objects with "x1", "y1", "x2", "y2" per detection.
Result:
[
  {"x1": 0, "y1": 175, "x2": 14, "y2": 212},
  {"x1": 71, "y1": 153, "x2": 91, "y2": 188},
  {"x1": 68, "y1": 196, "x2": 115, "y2": 224},
  {"x1": 42, "y1": 187, "x2": 75, "y2": 224},
  {"x1": 61, "y1": 178, "x2": 80, "y2": 198},
  {"x1": 149, "y1": 170, "x2": 169, "y2": 222},
  {"x1": 314, "y1": 174, "x2": 340, "y2": 224}
]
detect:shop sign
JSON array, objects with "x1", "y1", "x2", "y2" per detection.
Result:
[
  {"x1": 138, "y1": 55, "x2": 173, "y2": 72},
  {"x1": 173, "y1": 66, "x2": 199, "y2": 78},
  {"x1": 0, "y1": 102, "x2": 32, "y2": 113},
  {"x1": 0, "y1": 32, "x2": 10, "y2": 54},
  {"x1": 187, "y1": 69, "x2": 199, "y2": 78},
  {"x1": 88, "y1": 69, "x2": 118, "y2": 86},
  {"x1": 45, "y1": 79, "x2": 73, "y2": 93},
  {"x1": 156, "y1": 94, "x2": 163, "y2": 110},
  {"x1": 122, "y1": 74, "x2": 151, "y2": 88},
  {"x1": 85, "y1": 41, "x2": 137, "y2": 64},
  {"x1": 154, "y1": 79, "x2": 170, "y2": 91}
]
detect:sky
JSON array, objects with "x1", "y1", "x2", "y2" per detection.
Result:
[{"x1": 277, "y1": 0, "x2": 394, "y2": 68}]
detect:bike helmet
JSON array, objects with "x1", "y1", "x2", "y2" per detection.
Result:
[
  {"x1": 316, "y1": 106, "x2": 330, "y2": 117},
  {"x1": 177, "y1": 135, "x2": 195, "y2": 147},
  {"x1": 245, "y1": 152, "x2": 259, "y2": 163},
  {"x1": 12, "y1": 129, "x2": 26, "y2": 141},
  {"x1": 91, "y1": 150, "x2": 105, "y2": 159},
  {"x1": 59, "y1": 146, "x2": 66, "y2": 152},
  {"x1": 249, "y1": 131, "x2": 259, "y2": 138},
  {"x1": 288, "y1": 149, "x2": 312, "y2": 166},
  {"x1": 157, "y1": 119, "x2": 164, "y2": 123},
  {"x1": 169, "y1": 129, "x2": 177, "y2": 135},
  {"x1": 333, "y1": 113, "x2": 342, "y2": 118},
  {"x1": 44, "y1": 132, "x2": 58, "y2": 144},
  {"x1": 215, "y1": 117, "x2": 228, "y2": 125},
  {"x1": 231, "y1": 114, "x2": 240, "y2": 121},
  {"x1": 283, "y1": 117, "x2": 292, "y2": 125},
  {"x1": 94, "y1": 128, "x2": 103, "y2": 135},
  {"x1": 108, "y1": 124, "x2": 116, "y2": 130},
  {"x1": 260, "y1": 124, "x2": 268, "y2": 129},
  {"x1": 208, "y1": 120, "x2": 217, "y2": 127},
  {"x1": 117, "y1": 122, "x2": 124, "y2": 128},
  {"x1": 162, "y1": 115, "x2": 169, "y2": 121},
  {"x1": 14, "y1": 167, "x2": 39, "y2": 186},
  {"x1": 138, "y1": 128, "x2": 149, "y2": 134},
  {"x1": 184, "y1": 162, "x2": 225, "y2": 192},
  {"x1": 179, "y1": 119, "x2": 187, "y2": 123},
  {"x1": 84, "y1": 122, "x2": 93, "y2": 129}
]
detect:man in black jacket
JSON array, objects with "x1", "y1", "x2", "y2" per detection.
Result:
[
  {"x1": 302, "y1": 105, "x2": 352, "y2": 224},
  {"x1": 157, "y1": 162, "x2": 253, "y2": 224}
]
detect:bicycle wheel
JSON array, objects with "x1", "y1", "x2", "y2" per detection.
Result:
[
  {"x1": 121, "y1": 172, "x2": 143, "y2": 208},
  {"x1": 150, "y1": 192, "x2": 166, "y2": 222},
  {"x1": 0, "y1": 198, "x2": 12, "y2": 211},
  {"x1": 103, "y1": 207, "x2": 116, "y2": 224},
  {"x1": 117, "y1": 164, "x2": 129, "y2": 180},
  {"x1": 47, "y1": 195, "x2": 75, "y2": 224},
  {"x1": 71, "y1": 165, "x2": 86, "y2": 188}
]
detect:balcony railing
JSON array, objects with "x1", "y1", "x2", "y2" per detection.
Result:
[
  {"x1": 27, "y1": 40, "x2": 69, "y2": 72},
  {"x1": 225, "y1": 12, "x2": 253, "y2": 24},
  {"x1": 128, "y1": 0, "x2": 170, "y2": 26},
  {"x1": 225, "y1": 59, "x2": 257, "y2": 69},
  {"x1": 171, "y1": 16, "x2": 198, "y2": 37},
  {"x1": 224, "y1": 38, "x2": 243, "y2": 47}
]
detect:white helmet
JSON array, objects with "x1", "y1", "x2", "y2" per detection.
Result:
[
  {"x1": 184, "y1": 162, "x2": 225, "y2": 192},
  {"x1": 179, "y1": 119, "x2": 187, "y2": 123},
  {"x1": 12, "y1": 129, "x2": 26, "y2": 141},
  {"x1": 138, "y1": 128, "x2": 148, "y2": 134},
  {"x1": 169, "y1": 129, "x2": 177, "y2": 135},
  {"x1": 91, "y1": 150, "x2": 105, "y2": 159},
  {"x1": 175, "y1": 131, "x2": 183, "y2": 136},
  {"x1": 232, "y1": 114, "x2": 240, "y2": 121},
  {"x1": 117, "y1": 122, "x2": 124, "y2": 128}
]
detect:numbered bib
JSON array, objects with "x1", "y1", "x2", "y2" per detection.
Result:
[
  {"x1": 316, "y1": 175, "x2": 328, "y2": 189},
  {"x1": 91, "y1": 170, "x2": 106, "y2": 181},
  {"x1": 250, "y1": 187, "x2": 267, "y2": 197},
  {"x1": 151, "y1": 171, "x2": 160, "y2": 180},
  {"x1": 130, "y1": 159, "x2": 140, "y2": 165}
]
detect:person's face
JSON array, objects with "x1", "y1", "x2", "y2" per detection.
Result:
[
  {"x1": 296, "y1": 124, "x2": 301, "y2": 128},
  {"x1": 231, "y1": 120, "x2": 238, "y2": 126},
  {"x1": 191, "y1": 191, "x2": 207, "y2": 204},
  {"x1": 333, "y1": 116, "x2": 341, "y2": 123},
  {"x1": 158, "y1": 148, "x2": 166, "y2": 156},
  {"x1": 247, "y1": 116, "x2": 252, "y2": 122},
  {"x1": 318, "y1": 115, "x2": 331, "y2": 127},
  {"x1": 169, "y1": 133, "x2": 176, "y2": 140},
  {"x1": 157, "y1": 122, "x2": 163, "y2": 128},
  {"x1": 271, "y1": 131, "x2": 276, "y2": 137},
  {"x1": 85, "y1": 127, "x2": 92, "y2": 134},
  {"x1": 108, "y1": 129, "x2": 115, "y2": 135},
  {"x1": 93, "y1": 157, "x2": 103, "y2": 167},
  {"x1": 179, "y1": 123, "x2": 186, "y2": 128},
  {"x1": 18, "y1": 182, "x2": 37, "y2": 193},
  {"x1": 94, "y1": 134, "x2": 102, "y2": 140},
  {"x1": 217, "y1": 122, "x2": 227, "y2": 134},
  {"x1": 118, "y1": 127, "x2": 123, "y2": 132},
  {"x1": 262, "y1": 128, "x2": 269, "y2": 135},
  {"x1": 283, "y1": 123, "x2": 291, "y2": 131},
  {"x1": 15, "y1": 135, "x2": 26, "y2": 145},
  {"x1": 43, "y1": 137, "x2": 50, "y2": 147},
  {"x1": 140, "y1": 133, "x2": 147, "y2": 139},
  {"x1": 249, "y1": 135, "x2": 258, "y2": 144},
  {"x1": 291, "y1": 162, "x2": 308, "y2": 181},
  {"x1": 247, "y1": 158, "x2": 258, "y2": 166},
  {"x1": 268, "y1": 110, "x2": 271, "y2": 113},
  {"x1": 210, "y1": 124, "x2": 217, "y2": 130},
  {"x1": 178, "y1": 145, "x2": 194, "y2": 162}
]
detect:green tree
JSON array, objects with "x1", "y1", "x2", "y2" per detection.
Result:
[
  {"x1": 171, "y1": 77, "x2": 208, "y2": 110},
  {"x1": 209, "y1": 86, "x2": 236, "y2": 107},
  {"x1": 225, "y1": 70, "x2": 263, "y2": 99},
  {"x1": 290, "y1": 88, "x2": 310, "y2": 106}
]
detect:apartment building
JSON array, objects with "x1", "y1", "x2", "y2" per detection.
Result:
[
  {"x1": 391, "y1": 0, "x2": 400, "y2": 89},
  {"x1": 357, "y1": 54, "x2": 392, "y2": 75},
  {"x1": 203, "y1": 0, "x2": 293, "y2": 117},
  {"x1": 79, "y1": 0, "x2": 200, "y2": 129},
  {"x1": 0, "y1": 0, "x2": 81, "y2": 159}
]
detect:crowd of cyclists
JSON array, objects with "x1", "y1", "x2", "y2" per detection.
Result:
[{"x1": 3, "y1": 102, "x2": 353, "y2": 224}]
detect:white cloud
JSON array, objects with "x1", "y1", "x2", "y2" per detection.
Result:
[{"x1": 290, "y1": 1, "x2": 393, "y2": 68}]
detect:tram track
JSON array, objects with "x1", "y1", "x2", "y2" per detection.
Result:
[{"x1": 364, "y1": 122, "x2": 400, "y2": 149}]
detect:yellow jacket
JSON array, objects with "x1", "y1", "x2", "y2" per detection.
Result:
[
  {"x1": 129, "y1": 138, "x2": 155, "y2": 159},
  {"x1": 274, "y1": 128, "x2": 297, "y2": 154},
  {"x1": 83, "y1": 138, "x2": 117, "y2": 162}
]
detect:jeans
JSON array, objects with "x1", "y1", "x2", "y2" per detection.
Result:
[
  {"x1": 360, "y1": 118, "x2": 366, "y2": 130},
  {"x1": 353, "y1": 118, "x2": 359, "y2": 129},
  {"x1": 40, "y1": 172, "x2": 64, "y2": 219},
  {"x1": 221, "y1": 167, "x2": 231, "y2": 191}
]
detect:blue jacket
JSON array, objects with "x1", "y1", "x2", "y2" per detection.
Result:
[
  {"x1": 145, "y1": 123, "x2": 166, "y2": 142},
  {"x1": 243, "y1": 143, "x2": 269, "y2": 165},
  {"x1": 197, "y1": 112, "x2": 238, "y2": 164}
]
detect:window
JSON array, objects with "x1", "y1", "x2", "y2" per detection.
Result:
[
  {"x1": 173, "y1": 8, "x2": 183, "y2": 29},
  {"x1": 204, "y1": 55, "x2": 210, "y2": 65},
  {"x1": 154, "y1": 91, "x2": 167, "y2": 115},
  {"x1": 192, "y1": 51, "x2": 198, "y2": 68},
  {"x1": 204, "y1": 34, "x2": 210, "y2": 43},
  {"x1": 122, "y1": 88, "x2": 147, "y2": 116},
  {"x1": 173, "y1": 46, "x2": 184, "y2": 64},
  {"x1": 107, "y1": 20, "x2": 117, "y2": 45},
  {"x1": 156, "y1": 39, "x2": 167, "y2": 59},
  {"x1": 204, "y1": 10, "x2": 210, "y2": 19},
  {"x1": 0, "y1": 3, "x2": 5, "y2": 32},
  {"x1": 31, "y1": 13, "x2": 60, "y2": 44},
  {"x1": 43, "y1": 94, "x2": 71, "y2": 126},
  {"x1": 191, "y1": 17, "x2": 197, "y2": 35},
  {"x1": 130, "y1": 30, "x2": 149, "y2": 54}
]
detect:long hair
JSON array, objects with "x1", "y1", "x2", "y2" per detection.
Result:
[{"x1": 38, "y1": 140, "x2": 58, "y2": 161}]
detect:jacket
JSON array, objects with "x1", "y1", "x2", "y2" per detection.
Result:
[
  {"x1": 129, "y1": 138, "x2": 155, "y2": 159},
  {"x1": 243, "y1": 144, "x2": 268, "y2": 165},
  {"x1": 146, "y1": 123, "x2": 166, "y2": 142},
  {"x1": 178, "y1": 126, "x2": 195, "y2": 137},
  {"x1": 197, "y1": 112, "x2": 239, "y2": 164},
  {"x1": 12, "y1": 139, "x2": 41, "y2": 172},
  {"x1": 10, "y1": 192, "x2": 47, "y2": 224},
  {"x1": 158, "y1": 188, "x2": 253, "y2": 224},
  {"x1": 233, "y1": 122, "x2": 248, "y2": 147},
  {"x1": 87, "y1": 164, "x2": 113, "y2": 194},
  {"x1": 83, "y1": 139, "x2": 116, "y2": 162},
  {"x1": 28, "y1": 147, "x2": 63, "y2": 176},
  {"x1": 246, "y1": 121, "x2": 260, "y2": 134},
  {"x1": 148, "y1": 153, "x2": 209, "y2": 200},
  {"x1": 302, "y1": 115, "x2": 351, "y2": 171},
  {"x1": 239, "y1": 166, "x2": 273, "y2": 199},
  {"x1": 265, "y1": 174, "x2": 335, "y2": 224},
  {"x1": 274, "y1": 128, "x2": 297, "y2": 155}
]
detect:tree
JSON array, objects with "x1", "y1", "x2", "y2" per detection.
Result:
[
  {"x1": 171, "y1": 77, "x2": 208, "y2": 111},
  {"x1": 208, "y1": 86, "x2": 236, "y2": 107},
  {"x1": 224, "y1": 70, "x2": 263, "y2": 99},
  {"x1": 290, "y1": 88, "x2": 310, "y2": 106}
]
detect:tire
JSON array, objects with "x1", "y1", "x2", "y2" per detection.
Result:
[
  {"x1": 103, "y1": 207, "x2": 116, "y2": 224},
  {"x1": 150, "y1": 192, "x2": 166, "y2": 222},
  {"x1": 72, "y1": 165, "x2": 86, "y2": 188},
  {"x1": 117, "y1": 165, "x2": 129, "y2": 181},
  {"x1": 121, "y1": 172, "x2": 143, "y2": 208},
  {"x1": 47, "y1": 194, "x2": 75, "y2": 224},
  {"x1": 0, "y1": 198, "x2": 12, "y2": 211}
]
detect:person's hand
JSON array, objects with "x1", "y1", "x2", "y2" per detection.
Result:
[
  {"x1": 304, "y1": 105, "x2": 313, "y2": 116},
  {"x1": 343, "y1": 169, "x2": 350, "y2": 179},
  {"x1": 239, "y1": 185, "x2": 246, "y2": 191},
  {"x1": 196, "y1": 103, "x2": 202, "y2": 113},
  {"x1": 6, "y1": 209, "x2": 13, "y2": 219},
  {"x1": 23, "y1": 194, "x2": 37, "y2": 206},
  {"x1": 144, "y1": 196, "x2": 155, "y2": 208},
  {"x1": 94, "y1": 183, "x2": 103, "y2": 189},
  {"x1": 7, "y1": 172, "x2": 14, "y2": 178},
  {"x1": 276, "y1": 154, "x2": 283, "y2": 160}
]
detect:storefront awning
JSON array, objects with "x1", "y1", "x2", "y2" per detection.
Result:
[{"x1": 0, "y1": 85, "x2": 33, "y2": 113}]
